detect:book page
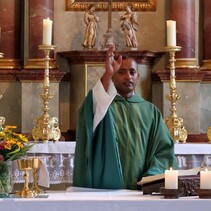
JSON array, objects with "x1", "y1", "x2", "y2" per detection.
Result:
[{"x1": 138, "y1": 166, "x2": 211, "y2": 186}]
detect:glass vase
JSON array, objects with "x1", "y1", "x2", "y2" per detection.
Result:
[{"x1": 0, "y1": 160, "x2": 13, "y2": 198}]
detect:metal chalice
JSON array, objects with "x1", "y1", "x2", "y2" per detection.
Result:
[
  {"x1": 16, "y1": 158, "x2": 37, "y2": 198},
  {"x1": 31, "y1": 157, "x2": 43, "y2": 194}
]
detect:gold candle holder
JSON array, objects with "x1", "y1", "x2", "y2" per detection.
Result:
[
  {"x1": 164, "y1": 46, "x2": 187, "y2": 143},
  {"x1": 32, "y1": 44, "x2": 61, "y2": 143},
  {"x1": 16, "y1": 158, "x2": 36, "y2": 198}
]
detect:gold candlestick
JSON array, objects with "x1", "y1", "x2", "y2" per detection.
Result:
[
  {"x1": 207, "y1": 127, "x2": 211, "y2": 143},
  {"x1": 164, "y1": 46, "x2": 187, "y2": 143},
  {"x1": 32, "y1": 44, "x2": 61, "y2": 143}
]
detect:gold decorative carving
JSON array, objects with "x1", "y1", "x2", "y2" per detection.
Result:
[
  {"x1": 207, "y1": 127, "x2": 211, "y2": 143},
  {"x1": 0, "y1": 26, "x2": 3, "y2": 58},
  {"x1": 0, "y1": 59, "x2": 21, "y2": 69},
  {"x1": 164, "y1": 46, "x2": 187, "y2": 144},
  {"x1": 24, "y1": 58, "x2": 57, "y2": 69},
  {"x1": 175, "y1": 58, "x2": 199, "y2": 69},
  {"x1": 201, "y1": 59, "x2": 211, "y2": 71},
  {"x1": 65, "y1": 0, "x2": 156, "y2": 11}
]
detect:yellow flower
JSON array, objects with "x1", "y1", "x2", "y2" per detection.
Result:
[
  {"x1": 4, "y1": 142, "x2": 12, "y2": 150},
  {"x1": 7, "y1": 139, "x2": 17, "y2": 144},
  {"x1": 0, "y1": 124, "x2": 33, "y2": 161},
  {"x1": 0, "y1": 131, "x2": 5, "y2": 137},
  {"x1": 4, "y1": 125, "x2": 17, "y2": 130},
  {"x1": 14, "y1": 133, "x2": 28, "y2": 142}
]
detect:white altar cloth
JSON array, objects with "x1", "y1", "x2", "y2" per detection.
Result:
[
  {"x1": 27, "y1": 141, "x2": 211, "y2": 155},
  {"x1": 174, "y1": 143, "x2": 211, "y2": 169},
  {"x1": 13, "y1": 142, "x2": 76, "y2": 185},
  {"x1": 28, "y1": 141, "x2": 76, "y2": 154},
  {"x1": 174, "y1": 143, "x2": 211, "y2": 154},
  {"x1": 1, "y1": 189, "x2": 211, "y2": 211},
  {"x1": 13, "y1": 142, "x2": 211, "y2": 185}
]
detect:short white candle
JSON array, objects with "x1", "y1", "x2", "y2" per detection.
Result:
[
  {"x1": 165, "y1": 167, "x2": 178, "y2": 189},
  {"x1": 166, "y1": 20, "x2": 176, "y2": 47},
  {"x1": 200, "y1": 168, "x2": 211, "y2": 189},
  {"x1": 43, "y1": 18, "x2": 53, "y2": 45}
]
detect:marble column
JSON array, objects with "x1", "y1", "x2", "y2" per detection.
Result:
[
  {"x1": 19, "y1": 0, "x2": 64, "y2": 134},
  {"x1": 25, "y1": 0, "x2": 55, "y2": 68},
  {"x1": 153, "y1": 0, "x2": 202, "y2": 139},
  {"x1": 0, "y1": 0, "x2": 21, "y2": 68},
  {"x1": 169, "y1": 0, "x2": 197, "y2": 68},
  {"x1": 201, "y1": 0, "x2": 211, "y2": 70}
]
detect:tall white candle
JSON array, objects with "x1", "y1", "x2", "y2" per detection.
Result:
[
  {"x1": 43, "y1": 18, "x2": 53, "y2": 45},
  {"x1": 166, "y1": 20, "x2": 176, "y2": 47},
  {"x1": 200, "y1": 168, "x2": 211, "y2": 189},
  {"x1": 165, "y1": 167, "x2": 178, "y2": 189}
]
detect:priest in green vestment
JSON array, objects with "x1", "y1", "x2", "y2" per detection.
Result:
[{"x1": 73, "y1": 47, "x2": 178, "y2": 190}]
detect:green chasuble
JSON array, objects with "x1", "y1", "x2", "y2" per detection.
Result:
[{"x1": 73, "y1": 91, "x2": 178, "y2": 190}]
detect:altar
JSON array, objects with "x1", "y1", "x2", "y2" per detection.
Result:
[
  {"x1": 12, "y1": 142, "x2": 211, "y2": 187},
  {"x1": 1, "y1": 189, "x2": 211, "y2": 211},
  {"x1": 13, "y1": 142, "x2": 76, "y2": 185},
  {"x1": 175, "y1": 143, "x2": 211, "y2": 169}
]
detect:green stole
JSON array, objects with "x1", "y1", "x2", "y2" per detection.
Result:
[{"x1": 73, "y1": 91, "x2": 123, "y2": 189}]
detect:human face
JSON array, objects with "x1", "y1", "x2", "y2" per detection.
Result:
[{"x1": 112, "y1": 58, "x2": 139, "y2": 99}]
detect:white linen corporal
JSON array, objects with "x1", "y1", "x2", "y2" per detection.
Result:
[{"x1": 38, "y1": 157, "x2": 50, "y2": 188}]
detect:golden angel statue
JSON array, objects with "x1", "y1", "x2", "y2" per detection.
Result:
[
  {"x1": 120, "y1": 4, "x2": 139, "y2": 49},
  {"x1": 82, "y1": 4, "x2": 100, "y2": 49}
]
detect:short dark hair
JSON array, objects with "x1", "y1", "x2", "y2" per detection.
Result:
[
  {"x1": 122, "y1": 54, "x2": 137, "y2": 63},
  {"x1": 122, "y1": 54, "x2": 130, "y2": 60},
  {"x1": 114, "y1": 53, "x2": 137, "y2": 64}
]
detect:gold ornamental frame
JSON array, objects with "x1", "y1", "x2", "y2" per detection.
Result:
[{"x1": 65, "y1": 0, "x2": 156, "y2": 11}]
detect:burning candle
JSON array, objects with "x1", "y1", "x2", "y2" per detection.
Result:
[
  {"x1": 200, "y1": 168, "x2": 211, "y2": 189},
  {"x1": 43, "y1": 18, "x2": 53, "y2": 45},
  {"x1": 166, "y1": 20, "x2": 176, "y2": 47},
  {"x1": 165, "y1": 167, "x2": 178, "y2": 189}
]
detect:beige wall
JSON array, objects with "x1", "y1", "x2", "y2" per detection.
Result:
[
  {"x1": 54, "y1": 1, "x2": 166, "y2": 52},
  {"x1": 1, "y1": 1, "x2": 208, "y2": 137}
]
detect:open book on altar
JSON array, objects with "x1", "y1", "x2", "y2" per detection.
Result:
[
  {"x1": 137, "y1": 166, "x2": 211, "y2": 196},
  {"x1": 138, "y1": 166, "x2": 211, "y2": 186}
]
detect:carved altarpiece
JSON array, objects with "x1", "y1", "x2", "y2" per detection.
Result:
[{"x1": 65, "y1": 0, "x2": 156, "y2": 11}]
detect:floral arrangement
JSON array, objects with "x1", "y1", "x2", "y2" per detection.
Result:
[
  {"x1": 0, "y1": 122, "x2": 33, "y2": 196},
  {"x1": 0, "y1": 125, "x2": 33, "y2": 162}
]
